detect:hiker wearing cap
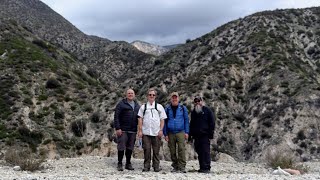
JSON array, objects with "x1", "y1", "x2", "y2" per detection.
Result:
[
  {"x1": 138, "y1": 88, "x2": 167, "y2": 172},
  {"x1": 163, "y1": 92, "x2": 189, "y2": 173},
  {"x1": 189, "y1": 96, "x2": 215, "y2": 173},
  {"x1": 114, "y1": 88, "x2": 140, "y2": 171}
]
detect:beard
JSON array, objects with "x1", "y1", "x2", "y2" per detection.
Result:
[{"x1": 195, "y1": 104, "x2": 203, "y2": 114}]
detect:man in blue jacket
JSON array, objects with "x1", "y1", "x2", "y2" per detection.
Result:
[
  {"x1": 164, "y1": 92, "x2": 189, "y2": 173},
  {"x1": 189, "y1": 96, "x2": 215, "y2": 173},
  {"x1": 114, "y1": 88, "x2": 140, "y2": 171}
]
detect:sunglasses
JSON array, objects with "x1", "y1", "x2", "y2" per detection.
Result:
[
  {"x1": 194, "y1": 100, "x2": 200, "y2": 103},
  {"x1": 148, "y1": 94, "x2": 156, "y2": 97}
]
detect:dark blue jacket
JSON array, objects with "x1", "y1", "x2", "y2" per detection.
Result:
[
  {"x1": 114, "y1": 98, "x2": 140, "y2": 132},
  {"x1": 163, "y1": 103, "x2": 189, "y2": 136},
  {"x1": 190, "y1": 106, "x2": 215, "y2": 139}
]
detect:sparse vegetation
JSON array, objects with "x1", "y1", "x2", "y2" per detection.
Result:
[
  {"x1": 265, "y1": 148, "x2": 309, "y2": 174},
  {"x1": 5, "y1": 147, "x2": 45, "y2": 171},
  {"x1": 71, "y1": 120, "x2": 86, "y2": 137}
]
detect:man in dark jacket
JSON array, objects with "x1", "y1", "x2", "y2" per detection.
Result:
[
  {"x1": 114, "y1": 88, "x2": 140, "y2": 171},
  {"x1": 189, "y1": 96, "x2": 215, "y2": 173},
  {"x1": 164, "y1": 92, "x2": 189, "y2": 173}
]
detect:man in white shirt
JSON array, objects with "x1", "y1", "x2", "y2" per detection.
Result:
[{"x1": 138, "y1": 88, "x2": 167, "y2": 172}]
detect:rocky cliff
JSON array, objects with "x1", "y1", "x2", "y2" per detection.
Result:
[{"x1": 131, "y1": 40, "x2": 169, "y2": 56}]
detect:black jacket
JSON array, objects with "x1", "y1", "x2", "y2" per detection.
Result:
[
  {"x1": 114, "y1": 98, "x2": 140, "y2": 132},
  {"x1": 190, "y1": 106, "x2": 215, "y2": 139}
]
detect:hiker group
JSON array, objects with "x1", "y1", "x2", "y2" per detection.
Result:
[{"x1": 114, "y1": 88, "x2": 215, "y2": 173}]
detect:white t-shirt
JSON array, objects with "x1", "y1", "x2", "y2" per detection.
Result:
[{"x1": 138, "y1": 102, "x2": 167, "y2": 136}]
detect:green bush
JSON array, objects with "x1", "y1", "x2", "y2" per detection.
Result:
[
  {"x1": 46, "y1": 78, "x2": 60, "y2": 89},
  {"x1": 54, "y1": 110, "x2": 65, "y2": 119},
  {"x1": 297, "y1": 130, "x2": 306, "y2": 140},
  {"x1": 23, "y1": 97, "x2": 33, "y2": 106},
  {"x1": 91, "y1": 112, "x2": 100, "y2": 123},
  {"x1": 71, "y1": 120, "x2": 86, "y2": 137},
  {"x1": 38, "y1": 94, "x2": 48, "y2": 101}
]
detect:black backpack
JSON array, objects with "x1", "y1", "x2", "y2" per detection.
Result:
[{"x1": 142, "y1": 102, "x2": 158, "y2": 116}]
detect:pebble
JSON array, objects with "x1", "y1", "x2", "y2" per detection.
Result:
[
  {"x1": 13, "y1": 166, "x2": 21, "y2": 171},
  {"x1": 0, "y1": 157, "x2": 319, "y2": 180}
]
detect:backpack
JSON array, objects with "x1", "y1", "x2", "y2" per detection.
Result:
[{"x1": 143, "y1": 102, "x2": 158, "y2": 116}]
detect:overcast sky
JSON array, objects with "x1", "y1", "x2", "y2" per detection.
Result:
[{"x1": 40, "y1": 0, "x2": 320, "y2": 46}]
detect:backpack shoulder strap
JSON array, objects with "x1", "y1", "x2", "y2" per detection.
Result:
[{"x1": 143, "y1": 103, "x2": 147, "y2": 116}]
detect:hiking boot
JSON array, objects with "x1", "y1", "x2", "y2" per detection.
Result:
[
  {"x1": 125, "y1": 163, "x2": 134, "y2": 170},
  {"x1": 117, "y1": 163, "x2": 123, "y2": 171},
  {"x1": 171, "y1": 168, "x2": 179, "y2": 173},
  {"x1": 154, "y1": 167, "x2": 162, "y2": 172},
  {"x1": 179, "y1": 168, "x2": 187, "y2": 173},
  {"x1": 142, "y1": 168, "x2": 150, "y2": 172},
  {"x1": 198, "y1": 169, "x2": 210, "y2": 173}
]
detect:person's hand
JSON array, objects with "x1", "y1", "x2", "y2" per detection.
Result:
[
  {"x1": 165, "y1": 136, "x2": 169, "y2": 142},
  {"x1": 116, "y1": 129, "x2": 122, "y2": 136},
  {"x1": 188, "y1": 136, "x2": 193, "y2": 143},
  {"x1": 184, "y1": 134, "x2": 189, "y2": 140},
  {"x1": 138, "y1": 131, "x2": 143, "y2": 138},
  {"x1": 158, "y1": 130, "x2": 163, "y2": 138}
]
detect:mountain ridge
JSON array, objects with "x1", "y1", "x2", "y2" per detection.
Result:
[{"x1": 0, "y1": 0, "x2": 320, "y2": 162}]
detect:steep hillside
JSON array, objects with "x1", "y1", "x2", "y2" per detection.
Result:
[
  {"x1": 143, "y1": 8, "x2": 320, "y2": 161},
  {"x1": 0, "y1": 0, "x2": 153, "y2": 90},
  {"x1": 0, "y1": 20, "x2": 117, "y2": 157}
]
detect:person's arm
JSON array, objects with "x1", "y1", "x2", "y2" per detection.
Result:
[
  {"x1": 208, "y1": 107, "x2": 215, "y2": 139},
  {"x1": 158, "y1": 105, "x2": 167, "y2": 138},
  {"x1": 138, "y1": 117, "x2": 143, "y2": 138},
  {"x1": 158, "y1": 119, "x2": 164, "y2": 137},
  {"x1": 137, "y1": 105, "x2": 144, "y2": 138},
  {"x1": 114, "y1": 102, "x2": 122, "y2": 136}
]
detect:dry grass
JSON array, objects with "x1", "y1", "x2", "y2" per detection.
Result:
[
  {"x1": 265, "y1": 148, "x2": 309, "y2": 174},
  {"x1": 4, "y1": 147, "x2": 45, "y2": 171}
]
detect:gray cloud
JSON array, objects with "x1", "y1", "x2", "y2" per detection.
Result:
[{"x1": 41, "y1": 0, "x2": 320, "y2": 45}]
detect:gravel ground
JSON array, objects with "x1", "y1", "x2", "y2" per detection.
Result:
[{"x1": 0, "y1": 156, "x2": 320, "y2": 180}]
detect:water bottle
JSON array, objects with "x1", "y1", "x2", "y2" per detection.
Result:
[{"x1": 138, "y1": 138, "x2": 142, "y2": 150}]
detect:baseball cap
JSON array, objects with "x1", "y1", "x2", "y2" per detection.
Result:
[
  {"x1": 170, "y1": 92, "x2": 179, "y2": 97},
  {"x1": 194, "y1": 96, "x2": 202, "y2": 101}
]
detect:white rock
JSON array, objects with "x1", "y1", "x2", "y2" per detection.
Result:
[{"x1": 13, "y1": 166, "x2": 21, "y2": 171}]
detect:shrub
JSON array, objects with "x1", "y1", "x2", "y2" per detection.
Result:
[
  {"x1": 84, "y1": 104, "x2": 93, "y2": 112},
  {"x1": 23, "y1": 97, "x2": 33, "y2": 106},
  {"x1": 90, "y1": 112, "x2": 100, "y2": 123},
  {"x1": 46, "y1": 78, "x2": 60, "y2": 89},
  {"x1": 54, "y1": 110, "x2": 65, "y2": 119},
  {"x1": 297, "y1": 130, "x2": 306, "y2": 140},
  {"x1": 234, "y1": 113, "x2": 246, "y2": 123},
  {"x1": 86, "y1": 68, "x2": 99, "y2": 79},
  {"x1": 71, "y1": 120, "x2": 86, "y2": 137},
  {"x1": 265, "y1": 148, "x2": 295, "y2": 169},
  {"x1": 219, "y1": 94, "x2": 229, "y2": 100},
  {"x1": 5, "y1": 147, "x2": 44, "y2": 172},
  {"x1": 38, "y1": 94, "x2": 48, "y2": 101},
  {"x1": 32, "y1": 39, "x2": 48, "y2": 49}
]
